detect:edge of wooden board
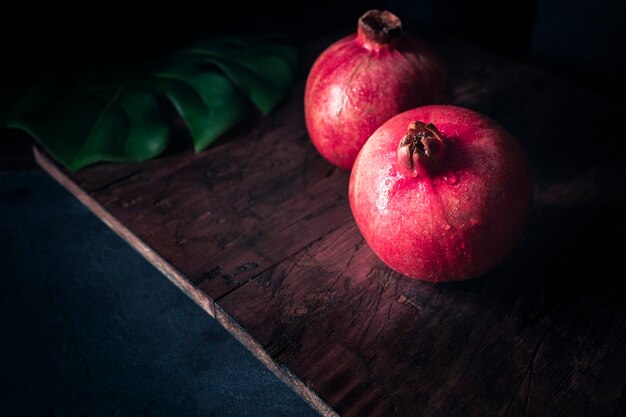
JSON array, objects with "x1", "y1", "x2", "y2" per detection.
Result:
[{"x1": 33, "y1": 147, "x2": 339, "y2": 417}]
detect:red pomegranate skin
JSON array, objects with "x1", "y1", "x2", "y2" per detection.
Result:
[
  {"x1": 304, "y1": 11, "x2": 449, "y2": 170},
  {"x1": 349, "y1": 105, "x2": 533, "y2": 282}
]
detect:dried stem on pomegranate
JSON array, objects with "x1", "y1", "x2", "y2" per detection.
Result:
[
  {"x1": 397, "y1": 121, "x2": 446, "y2": 177},
  {"x1": 358, "y1": 10, "x2": 402, "y2": 46}
]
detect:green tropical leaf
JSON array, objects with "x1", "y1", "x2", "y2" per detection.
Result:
[
  {"x1": 6, "y1": 37, "x2": 297, "y2": 171},
  {"x1": 144, "y1": 58, "x2": 250, "y2": 152},
  {"x1": 179, "y1": 36, "x2": 298, "y2": 114}
]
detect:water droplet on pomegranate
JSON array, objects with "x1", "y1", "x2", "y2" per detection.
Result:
[
  {"x1": 443, "y1": 223, "x2": 451, "y2": 231},
  {"x1": 460, "y1": 242, "x2": 466, "y2": 249},
  {"x1": 444, "y1": 173, "x2": 458, "y2": 185}
]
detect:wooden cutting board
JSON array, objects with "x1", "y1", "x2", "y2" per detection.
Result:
[{"x1": 35, "y1": 34, "x2": 626, "y2": 417}]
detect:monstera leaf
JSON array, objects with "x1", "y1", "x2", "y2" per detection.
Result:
[{"x1": 6, "y1": 36, "x2": 297, "y2": 171}]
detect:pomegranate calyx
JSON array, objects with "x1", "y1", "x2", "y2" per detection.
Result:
[
  {"x1": 397, "y1": 121, "x2": 446, "y2": 177},
  {"x1": 358, "y1": 10, "x2": 402, "y2": 46}
]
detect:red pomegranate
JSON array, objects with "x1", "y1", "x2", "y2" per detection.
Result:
[
  {"x1": 349, "y1": 105, "x2": 533, "y2": 282},
  {"x1": 304, "y1": 9, "x2": 450, "y2": 170}
]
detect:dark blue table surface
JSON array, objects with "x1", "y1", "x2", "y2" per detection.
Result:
[{"x1": 0, "y1": 170, "x2": 319, "y2": 417}]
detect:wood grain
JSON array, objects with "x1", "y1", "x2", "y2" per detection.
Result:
[{"x1": 34, "y1": 34, "x2": 626, "y2": 417}]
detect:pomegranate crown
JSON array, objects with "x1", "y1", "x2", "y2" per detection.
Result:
[
  {"x1": 358, "y1": 10, "x2": 402, "y2": 45},
  {"x1": 397, "y1": 121, "x2": 446, "y2": 177}
]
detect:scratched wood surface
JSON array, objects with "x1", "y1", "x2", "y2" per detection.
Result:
[{"x1": 34, "y1": 34, "x2": 626, "y2": 417}]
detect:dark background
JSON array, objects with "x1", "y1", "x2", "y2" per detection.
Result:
[
  {"x1": 3, "y1": 0, "x2": 626, "y2": 167},
  {"x1": 2, "y1": 1, "x2": 625, "y2": 416},
  {"x1": 2, "y1": 0, "x2": 625, "y2": 108}
]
